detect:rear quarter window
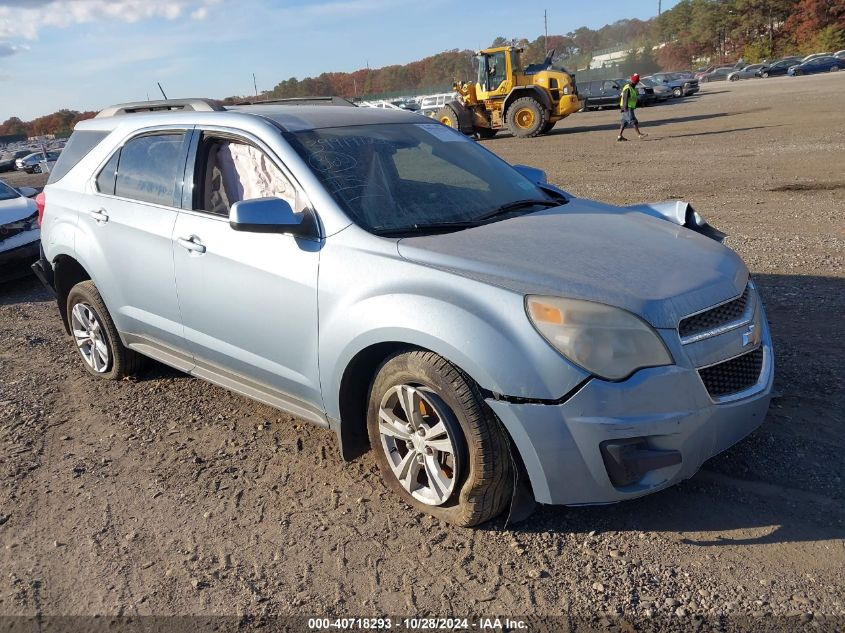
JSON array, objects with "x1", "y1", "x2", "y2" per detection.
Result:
[{"x1": 47, "y1": 130, "x2": 109, "y2": 184}]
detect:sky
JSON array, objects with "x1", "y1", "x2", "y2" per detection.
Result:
[{"x1": 0, "y1": 0, "x2": 681, "y2": 121}]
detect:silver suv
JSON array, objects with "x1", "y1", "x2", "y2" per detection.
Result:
[{"x1": 34, "y1": 98, "x2": 773, "y2": 526}]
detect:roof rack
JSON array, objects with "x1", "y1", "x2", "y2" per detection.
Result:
[
  {"x1": 95, "y1": 98, "x2": 224, "y2": 118},
  {"x1": 234, "y1": 96, "x2": 357, "y2": 107}
]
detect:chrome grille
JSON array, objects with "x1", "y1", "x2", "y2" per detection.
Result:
[
  {"x1": 679, "y1": 285, "x2": 751, "y2": 339},
  {"x1": 698, "y1": 347, "x2": 764, "y2": 398}
]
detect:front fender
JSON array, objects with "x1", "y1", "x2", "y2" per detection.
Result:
[
  {"x1": 317, "y1": 235, "x2": 589, "y2": 421},
  {"x1": 624, "y1": 200, "x2": 726, "y2": 242}
]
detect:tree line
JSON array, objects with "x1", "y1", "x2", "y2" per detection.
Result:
[
  {"x1": 0, "y1": 109, "x2": 96, "y2": 141},
  {"x1": 3, "y1": 0, "x2": 842, "y2": 135}
]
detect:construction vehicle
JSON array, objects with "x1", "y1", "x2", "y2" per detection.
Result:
[{"x1": 436, "y1": 46, "x2": 582, "y2": 138}]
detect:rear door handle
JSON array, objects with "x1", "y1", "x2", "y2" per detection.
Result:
[
  {"x1": 88, "y1": 209, "x2": 109, "y2": 224},
  {"x1": 176, "y1": 235, "x2": 206, "y2": 254}
]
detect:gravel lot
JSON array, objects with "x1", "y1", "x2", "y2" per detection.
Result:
[{"x1": 1, "y1": 74, "x2": 843, "y2": 629}]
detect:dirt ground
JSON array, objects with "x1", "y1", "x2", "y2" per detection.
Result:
[{"x1": 1, "y1": 74, "x2": 843, "y2": 628}]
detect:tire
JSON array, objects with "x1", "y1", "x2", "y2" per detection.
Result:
[
  {"x1": 762, "y1": 72, "x2": 769, "y2": 78},
  {"x1": 435, "y1": 105, "x2": 460, "y2": 130},
  {"x1": 505, "y1": 97, "x2": 547, "y2": 138},
  {"x1": 367, "y1": 350, "x2": 513, "y2": 527},
  {"x1": 540, "y1": 120, "x2": 555, "y2": 134},
  {"x1": 474, "y1": 127, "x2": 498, "y2": 139},
  {"x1": 66, "y1": 280, "x2": 145, "y2": 380},
  {"x1": 673, "y1": 87, "x2": 683, "y2": 97},
  {"x1": 729, "y1": 75, "x2": 738, "y2": 82},
  {"x1": 33, "y1": 165, "x2": 41, "y2": 174},
  {"x1": 831, "y1": 66, "x2": 840, "y2": 72}
]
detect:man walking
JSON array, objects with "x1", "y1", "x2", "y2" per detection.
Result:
[{"x1": 617, "y1": 73, "x2": 647, "y2": 141}]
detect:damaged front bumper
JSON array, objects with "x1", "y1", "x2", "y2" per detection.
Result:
[{"x1": 488, "y1": 321, "x2": 773, "y2": 506}]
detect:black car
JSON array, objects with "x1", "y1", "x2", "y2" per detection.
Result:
[
  {"x1": 0, "y1": 149, "x2": 32, "y2": 173},
  {"x1": 759, "y1": 57, "x2": 803, "y2": 77},
  {"x1": 579, "y1": 79, "x2": 655, "y2": 110}
]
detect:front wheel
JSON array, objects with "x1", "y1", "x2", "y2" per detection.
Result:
[
  {"x1": 831, "y1": 66, "x2": 840, "y2": 72},
  {"x1": 32, "y1": 165, "x2": 41, "y2": 174},
  {"x1": 435, "y1": 105, "x2": 461, "y2": 130},
  {"x1": 673, "y1": 87, "x2": 683, "y2": 97},
  {"x1": 762, "y1": 72, "x2": 769, "y2": 78},
  {"x1": 67, "y1": 280, "x2": 145, "y2": 379},
  {"x1": 367, "y1": 350, "x2": 513, "y2": 526}
]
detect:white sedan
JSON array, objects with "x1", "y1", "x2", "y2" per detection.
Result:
[{"x1": 0, "y1": 179, "x2": 40, "y2": 282}]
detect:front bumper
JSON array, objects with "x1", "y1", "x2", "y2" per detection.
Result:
[
  {"x1": 489, "y1": 320, "x2": 773, "y2": 506},
  {"x1": 0, "y1": 237, "x2": 40, "y2": 283}
]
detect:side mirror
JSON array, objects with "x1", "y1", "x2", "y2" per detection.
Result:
[
  {"x1": 513, "y1": 164, "x2": 547, "y2": 185},
  {"x1": 17, "y1": 186, "x2": 38, "y2": 198},
  {"x1": 229, "y1": 197, "x2": 317, "y2": 238}
]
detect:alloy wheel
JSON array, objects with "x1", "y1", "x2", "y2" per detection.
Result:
[
  {"x1": 377, "y1": 384, "x2": 460, "y2": 506},
  {"x1": 71, "y1": 302, "x2": 110, "y2": 373}
]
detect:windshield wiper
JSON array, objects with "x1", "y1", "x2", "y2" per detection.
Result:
[
  {"x1": 475, "y1": 198, "x2": 561, "y2": 222},
  {"x1": 372, "y1": 220, "x2": 481, "y2": 237}
]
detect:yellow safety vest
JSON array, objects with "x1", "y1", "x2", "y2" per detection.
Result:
[{"x1": 620, "y1": 84, "x2": 638, "y2": 109}]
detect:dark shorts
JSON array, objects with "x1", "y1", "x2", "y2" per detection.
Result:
[{"x1": 621, "y1": 109, "x2": 638, "y2": 128}]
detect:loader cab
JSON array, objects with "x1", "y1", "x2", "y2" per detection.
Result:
[{"x1": 474, "y1": 46, "x2": 521, "y2": 96}]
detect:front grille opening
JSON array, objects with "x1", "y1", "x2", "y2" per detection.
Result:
[
  {"x1": 679, "y1": 285, "x2": 750, "y2": 339},
  {"x1": 699, "y1": 347, "x2": 764, "y2": 398}
]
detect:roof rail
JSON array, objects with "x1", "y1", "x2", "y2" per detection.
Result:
[
  {"x1": 95, "y1": 98, "x2": 224, "y2": 118},
  {"x1": 234, "y1": 96, "x2": 357, "y2": 107}
]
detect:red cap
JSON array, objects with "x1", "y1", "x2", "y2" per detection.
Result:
[{"x1": 631, "y1": 73, "x2": 640, "y2": 83}]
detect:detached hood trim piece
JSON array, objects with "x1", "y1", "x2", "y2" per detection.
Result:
[{"x1": 397, "y1": 200, "x2": 747, "y2": 329}]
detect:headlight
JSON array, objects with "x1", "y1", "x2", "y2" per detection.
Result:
[{"x1": 525, "y1": 296, "x2": 672, "y2": 381}]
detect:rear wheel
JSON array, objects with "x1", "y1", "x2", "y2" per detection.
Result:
[
  {"x1": 367, "y1": 350, "x2": 513, "y2": 527},
  {"x1": 762, "y1": 71, "x2": 769, "y2": 78},
  {"x1": 506, "y1": 97, "x2": 547, "y2": 138},
  {"x1": 831, "y1": 66, "x2": 840, "y2": 72},
  {"x1": 67, "y1": 280, "x2": 144, "y2": 380}
]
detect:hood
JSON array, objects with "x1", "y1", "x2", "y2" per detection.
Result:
[
  {"x1": 397, "y1": 200, "x2": 747, "y2": 329},
  {"x1": 0, "y1": 195, "x2": 36, "y2": 225}
]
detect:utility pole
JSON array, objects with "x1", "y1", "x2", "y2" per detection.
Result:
[
  {"x1": 658, "y1": 0, "x2": 662, "y2": 16},
  {"x1": 253, "y1": 73, "x2": 258, "y2": 98},
  {"x1": 544, "y1": 9, "x2": 548, "y2": 54}
]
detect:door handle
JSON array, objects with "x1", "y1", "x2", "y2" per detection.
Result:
[
  {"x1": 88, "y1": 209, "x2": 109, "y2": 224},
  {"x1": 176, "y1": 236, "x2": 206, "y2": 254}
]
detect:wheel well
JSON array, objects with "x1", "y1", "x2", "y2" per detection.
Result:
[
  {"x1": 53, "y1": 255, "x2": 91, "y2": 334},
  {"x1": 337, "y1": 342, "x2": 410, "y2": 461},
  {"x1": 503, "y1": 87, "x2": 552, "y2": 116}
]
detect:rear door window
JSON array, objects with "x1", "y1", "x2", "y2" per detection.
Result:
[
  {"x1": 114, "y1": 132, "x2": 186, "y2": 207},
  {"x1": 95, "y1": 151, "x2": 120, "y2": 195}
]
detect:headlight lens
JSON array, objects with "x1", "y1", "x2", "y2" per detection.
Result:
[{"x1": 526, "y1": 296, "x2": 672, "y2": 381}]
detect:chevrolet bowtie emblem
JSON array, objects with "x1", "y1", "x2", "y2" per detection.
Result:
[{"x1": 742, "y1": 324, "x2": 757, "y2": 347}]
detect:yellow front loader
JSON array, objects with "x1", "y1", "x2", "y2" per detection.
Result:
[{"x1": 436, "y1": 46, "x2": 583, "y2": 138}]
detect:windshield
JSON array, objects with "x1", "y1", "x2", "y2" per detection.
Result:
[
  {"x1": 285, "y1": 123, "x2": 555, "y2": 234},
  {"x1": 0, "y1": 181, "x2": 21, "y2": 201}
]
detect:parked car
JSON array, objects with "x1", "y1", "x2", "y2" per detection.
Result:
[
  {"x1": 645, "y1": 73, "x2": 699, "y2": 97},
  {"x1": 0, "y1": 179, "x2": 40, "y2": 282},
  {"x1": 0, "y1": 149, "x2": 33, "y2": 172},
  {"x1": 579, "y1": 79, "x2": 652, "y2": 109},
  {"x1": 694, "y1": 65, "x2": 715, "y2": 79},
  {"x1": 759, "y1": 56, "x2": 804, "y2": 77},
  {"x1": 17, "y1": 151, "x2": 60, "y2": 174},
  {"x1": 638, "y1": 77, "x2": 671, "y2": 102},
  {"x1": 800, "y1": 52, "x2": 832, "y2": 63},
  {"x1": 788, "y1": 56, "x2": 841, "y2": 75},
  {"x1": 700, "y1": 67, "x2": 735, "y2": 82},
  {"x1": 418, "y1": 93, "x2": 459, "y2": 117},
  {"x1": 34, "y1": 98, "x2": 774, "y2": 527},
  {"x1": 727, "y1": 63, "x2": 767, "y2": 81}
]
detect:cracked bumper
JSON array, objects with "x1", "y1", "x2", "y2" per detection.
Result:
[{"x1": 488, "y1": 330, "x2": 773, "y2": 506}]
